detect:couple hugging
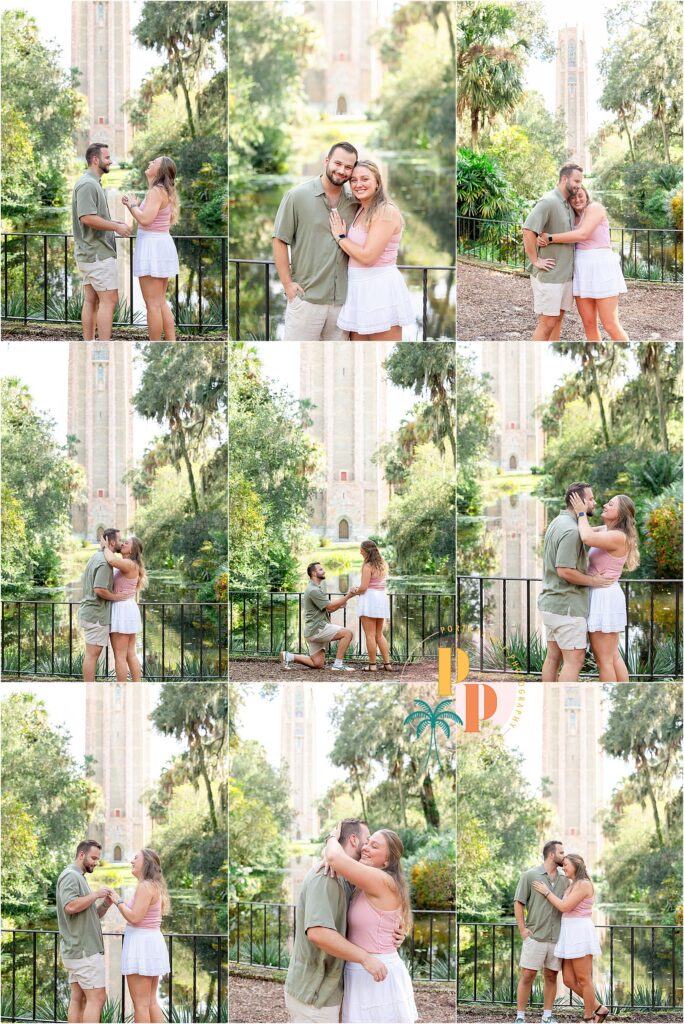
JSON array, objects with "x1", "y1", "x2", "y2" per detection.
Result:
[
  {"x1": 538, "y1": 483, "x2": 639, "y2": 682},
  {"x1": 78, "y1": 528, "x2": 147, "y2": 682},
  {"x1": 523, "y1": 163, "x2": 628, "y2": 341},
  {"x1": 73, "y1": 143, "x2": 179, "y2": 341},
  {"x1": 284, "y1": 819, "x2": 417, "y2": 1024},
  {"x1": 56, "y1": 839, "x2": 170, "y2": 1024},
  {"x1": 280, "y1": 540, "x2": 393, "y2": 673},
  {"x1": 515, "y1": 840, "x2": 608, "y2": 1024},
  {"x1": 273, "y1": 141, "x2": 415, "y2": 341}
]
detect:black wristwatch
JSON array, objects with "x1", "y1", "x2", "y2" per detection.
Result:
[
  {"x1": 548, "y1": 234, "x2": 554, "y2": 243},
  {"x1": 577, "y1": 512, "x2": 586, "y2": 517},
  {"x1": 338, "y1": 233, "x2": 347, "y2": 240}
]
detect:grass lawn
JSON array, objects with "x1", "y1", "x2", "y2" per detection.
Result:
[
  {"x1": 298, "y1": 540, "x2": 363, "y2": 576},
  {"x1": 60, "y1": 540, "x2": 97, "y2": 586},
  {"x1": 484, "y1": 471, "x2": 540, "y2": 499}
]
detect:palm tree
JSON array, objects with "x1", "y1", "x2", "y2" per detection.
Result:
[
  {"x1": 550, "y1": 343, "x2": 624, "y2": 449},
  {"x1": 638, "y1": 343, "x2": 670, "y2": 452},
  {"x1": 404, "y1": 699, "x2": 461, "y2": 772}
]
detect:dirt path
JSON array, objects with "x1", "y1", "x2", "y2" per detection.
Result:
[
  {"x1": 456, "y1": 259, "x2": 683, "y2": 340},
  {"x1": 228, "y1": 971, "x2": 455, "y2": 1023},
  {"x1": 1, "y1": 323, "x2": 224, "y2": 341},
  {"x1": 229, "y1": 658, "x2": 439, "y2": 683},
  {"x1": 456, "y1": 1005, "x2": 682, "y2": 1022}
]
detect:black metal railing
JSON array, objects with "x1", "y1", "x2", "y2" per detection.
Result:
[
  {"x1": 1, "y1": 928, "x2": 226, "y2": 1023},
  {"x1": 0, "y1": 601, "x2": 226, "y2": 680},
  {"x1": 2, "y1": 232, "x2": 228, "y2": 332},
  {"x1": 230, "y1": 902, "x2": 455, "y2": 982},
  {"x1": 457, "y1": 215, "x2": 683, "y2": 283},
  {"x1": 228, "y1": 258, "x2": 456, "y2": 340},
  {"x1": 229, "y1": 590, "x2": 456, "y2": 661},
  {"x1": 456, "y1": 575, "x2": 683, "y2": 680},
  {"x1": 457, "y1": 922, "x2": 683, "y2": 1010}
]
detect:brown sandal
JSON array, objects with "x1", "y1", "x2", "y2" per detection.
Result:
[
  {"x1": 382, "y1": 662, "x2": 393, "y2": 671},
  {"x1": 361, "y1": 664, "x2": 378, "y2": 672},
  {"x1": 594, "y1": 1008, "x2": 609, "y2": 1023}
]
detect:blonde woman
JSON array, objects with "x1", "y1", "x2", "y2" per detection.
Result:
[
  {"x1": 353, "y1": 539, "x2": 392, "y2": 672},
  {"x1": 568, "y1": 492, "x2": 640, "y2": 681},
  {"x1": 122, "y1": 156, "x2": 180, "y2": 340},
  {"x1": 532, "y1": 855, "x2": 608, "y2": 1024},
  {"x1": 109, "y1": 849, "x2": 170, "y2": 1023},
  {"x1": 329, "y1": 161, "x2": 414, "y2": 340},
  {"x1": 101, "y1": 536, "x2": 148, "y2": 682},
  {"x1": 325, "y1": 826, "x2": 417, "y2": 1023}
]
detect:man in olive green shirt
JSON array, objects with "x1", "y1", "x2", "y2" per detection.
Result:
[
  {"x1": 72, "y1": 143, "x2": 132, "y2": 341},
  {"x1": 56, "y1": 839, "x2": 113, "y2": 1023},
  {"x1": 273, "y1": 142, "x2": 360, "y2": 340},
  {"x1": 280, "y1": 562, "x2": 355, "y2": 672},
  {"x1": 538, "y1": 483, "x2": 611, "y2": 682},
  {"x1": 522, "y1": 163, "x2": 583, "y2": 340},
  {"x1": 284, "y1": 819, "x2": 389, "y2": 1023},
  {"x1": 513, "y1": 840, "x2": 569, "y2": 1024},
  {"x1": 79, "y1": 528, "x2": 123, "y2": 682}
]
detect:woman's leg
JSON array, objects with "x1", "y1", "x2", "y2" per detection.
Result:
[
  {"x1": 110, "y1": 632, "x2": 130, "y2": 682},
  {"x1": 575, "y1": 297, "x2": 601, "y2": 340},
  {"x1": 613, "y1": 643, "x2": 630, "y2": 682},
  {"x1": 158, "y1": 278, "x2": 176, "y2": 339},
  {"x1": 361, "y1": 616, "x2": 378, "y2": 665},
  {"x1": 562, "y1": 958, "x2": 580, "y2": 999},
  {"x1": 351, "y1": 326, "x2": 402, "y2": 341},
  {"x1": 147, "y1": 977, "x2": 163, "y2": 1024},
  {"x1": 596, "y1": 295, "x2": 629, "y2": 340},
  {"x1": 126, "y1": 973, "x2": 152, "y2": 1023},
  {"x1": 139, "y1": 276, "x2": 165, "y2": 340},
  {"x1": 588, "y1": 630, "x2": 619, "y2": 682},
  {"x1": 572, "y1": 955, "x2": 599, "y2": 1018},
  {"x1": 127, "y1": 634, "x2": 142, "y2": 682},
  {"x1": 375, "y1": 619, "x2": 391, "y2": 664}
]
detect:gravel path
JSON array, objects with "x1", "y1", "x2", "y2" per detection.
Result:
[
  {"x1": 456, "y1": 1006, "x2": 682, "y2": 1022},
  {"x1": 456, "y1": 259, "x2": 683, "y2": 340},
  {"x1": 1, "y1": 323, "x2": 224, "y2": 341},
  {"x1": 228, "y1": 658, "x2": 439, "y2": 683}
]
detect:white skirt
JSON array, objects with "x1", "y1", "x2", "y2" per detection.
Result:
[
  {"x1": 121, "y1": 926, "x2": 170, "y2": 976},
  {"x1": 357, "y1": 589, "x2": 390, "y2": 619},
  {"x1": 587, "y1": 581, "x2": 626, "y2": 633},
  {"x1": 133, "y1": 228, "x2": 179, "y2": 278},
  {"x1": 554, "y1": 916, "x2": 601, "y2": 959},
  {"x1": 110, "y1": 598, "x2": 142, "y2": 635},
  {"x1": 573, "y1": 248, "x2": 627, "y2": 298},
  {"x1": 337, "y1": 266, "x2": 415, "y2": 334},
  {"x1": 342, "y1": 952, "x2": 417, "y2": 1023}
]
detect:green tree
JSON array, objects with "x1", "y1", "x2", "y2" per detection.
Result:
[
  {"x1": 384, "y1": 343, "x2": 456, "y2": 463},
  {"x1": 455, "y1": 347, "x2": 495, "y2": 515},
  {"x1": 549, "y1": 343, "x2": 626, "y2": 449}
]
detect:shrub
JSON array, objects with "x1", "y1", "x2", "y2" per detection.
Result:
[{"x1": 644, "y1": 496, "x2": 684, "y2": 578}]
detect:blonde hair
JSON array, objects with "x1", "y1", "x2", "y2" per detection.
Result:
[
  {"x1": 564, "y1": 853, "x2": 592, "y2": 891},
  {"x1": 376, "y1": 830, "x2": 413, "y2": 932},
  {"x1": 360, "y1": 539, "x2": 388, "y2": 578},
  {"x1": 139, "y1": 847, "x2": 170, "y2": 914},
  {"x1": 572, "y1": 184, "x2": 593, "y2": 206},
  {"x1": 352, "y1": 161, "x2": 403, "y2": 229},
  {"x1": 150, "y1": 156, "x2": 179, "y2": 225},
  {"x1": 612, "y1": 495, "x2": 640, "y2": 571},
  {"x1": 128, "y1": 536, "x2": 148, "y2": 593}
]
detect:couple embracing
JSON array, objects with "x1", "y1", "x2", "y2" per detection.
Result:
[
  {"x1": 538, "y1": 483, "x2": 639, "y2": 682},
  {"x1": 284, "y1": 818, "x2": 417, "y2": 1023},
  {"x1": 56, "y1": 839, "x2": 170, "y2": 1024}
]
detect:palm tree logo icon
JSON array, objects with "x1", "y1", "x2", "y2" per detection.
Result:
[{"x1": 403, "y1": 699, "x2": 462, "y2": 772}]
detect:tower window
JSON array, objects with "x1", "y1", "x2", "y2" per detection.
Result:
[
  {"x1": 97, "y1": 488, "x2": 105, "y2": 498},
  {"x1": 340, "y1": 471, "x2": 348, "y2": 481}
]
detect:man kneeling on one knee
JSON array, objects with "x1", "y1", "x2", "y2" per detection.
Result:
[{"x1": 281, "y1": 562, "x2": 356, "y2": 672}]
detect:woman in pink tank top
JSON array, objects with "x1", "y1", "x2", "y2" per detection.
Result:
[
  {"x1": 350, "y1": 540, "x2": 393, "y2": 672},
  {"x1": 101, "y1": 535, "x2": 148, "y2": 681},
  {"x1": 324, "y1": 826, "x2": 417, "y2": 1022},
  {"x1": 122, "y1": 156, "x2": 180, "y2": 340},
  {"x1": 329, "y1": 161, "x2": 415, "y2": 340},
  {"x1": 533, "y1": 855, "x2": 608, "y2": 1023},
  {"x1": 538, "y1": 185, "x2": 628, "y2": 340},
  {"x1": 568, "y1": 491, "x2": 640, "y2": 681},
  {"x1": 109, "y1": 848, "x2": 170, "y2": 1022}
]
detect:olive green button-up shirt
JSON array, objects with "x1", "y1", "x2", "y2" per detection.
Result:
[
  {"x1": 72, "y1": 170, "x2": 117, "y2": 263},
  {"x1": 514, "y1": 865, "x2": 570, "y2": 944},
  {"x1": 273, "y1": 176, "x2": 359, "y2": 305},
  {"x1": 523, "y1": 187, "x2": 575, "y2": 284},
  {"x1": 78, "y1": 550, "x2": 114, "y2": 626},
  {"x1": 284, "y1": 867, "x2": 352, "y2": 1008},
  {"x1": 303, "y1": 581, "x2": 331, "y2": 638},
  {"x1": 56, "y1": 865, "x2": 105, "y2": 960},
  {"x1": 538, "y1": 511, "x2": 589, "y2": 618}
]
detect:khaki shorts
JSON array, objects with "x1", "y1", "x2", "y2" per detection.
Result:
[
  {"x1": 62, "y1": 951, "x2": 106, "y2": 990},
  {"x1": 541, "y1": 610, "x2": 587, "y2": 650},
  {"x1": 80, "y1": 620, "x2": 110, "y2": 648},
  {"x1": 531, "y1": 275, "x2": 574, "y2": 316},
  {"x1": 283, "y1": 295, "x2": 348, "y2": 341},
  {"x1": 77, "y1": 257, "x2": 119, "y2": 293},
  {"x1": 305, "y1": 622, "x2": 344, "y2": 656},
  {"x1": 284, "y1": 991, "x2": 341, "y2": 1023},
  {"x1": 519, "y1": 935, "x2": 562, "y2": 972}
]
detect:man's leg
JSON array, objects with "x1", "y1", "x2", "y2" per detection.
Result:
[
  {"x1": 283, "y1": 298, "x2": 327, "y2": 341},
  {"x1": 321, "y1": 304, "x2": 350, "y2": 340},
  {"x1": 333, "y1": 627, "x2": 353, "y2": 660},
  {"x1": 558, "y1": 646, "x2": 586, "y2": 682},
  {"x1": 82, "y1": 284, "x2": 99, "y2": 341},
  {"x1": 516, "y1": 967, "x2": 537, "y2": 1012},
  {"x1": 541, "y1": 640, "x2": 562, "y2": 682},
  {"x1": 67, "y1": 982, "x2": 86, "y2": 1023},
  {"x1": 83, "y1": 643, "x2": 103, "y2": 682},
  {"x1": 547, "y1": 309, "x2": 565, "y2": 340},
  {"x1": 532, "y1": 314, "x2": 561, "y2": 341},
  {"x1": 289, "y1": 649, "x2": 326, "y2": 669},
  {"x1": 542, "y1": 967, "x2": 558, "y2": 1012},
  {"x1": 95, "y1": 289, "x2": 118, "y2": 340},
  {"x1": 82, "y1": 986, "x2": 106, "y2": 1024}
]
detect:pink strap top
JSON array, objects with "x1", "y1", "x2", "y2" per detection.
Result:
[
  {"x1": 346, "y1": 889, "x2": 401, "y2": 953},
  {"x1": 576, "y1": 215, "x2": 611, "y2": 250},
  {"x1": 587, "y1": 546, "x2": 627, "y2": 581},
  {"x1": 347, "y1": 222, "x2": 401, "y2": 269},
  {"x1": 368, "y1": 574, "x2": 387, "y2": 591},
  {"x1": 113, "y1": 567, "x2": 138, "y2": 596},
  {"x1": 565, "y1": 894, "x2": 594, "y2": 918},
  {"x1": 140, "y1": 194, "x2": 172, "y2": 233},
  {"x1": 126, "y1": 894, "x2": 162, "y2": 929}
]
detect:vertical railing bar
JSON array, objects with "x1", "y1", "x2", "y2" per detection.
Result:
[{"x1": 43, "y1": 235, "x2": 48, "y2": 320}]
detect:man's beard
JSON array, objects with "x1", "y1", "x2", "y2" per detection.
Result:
[{"x1": 325, "y1": 168, "x2": 347, "y2": 185}]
